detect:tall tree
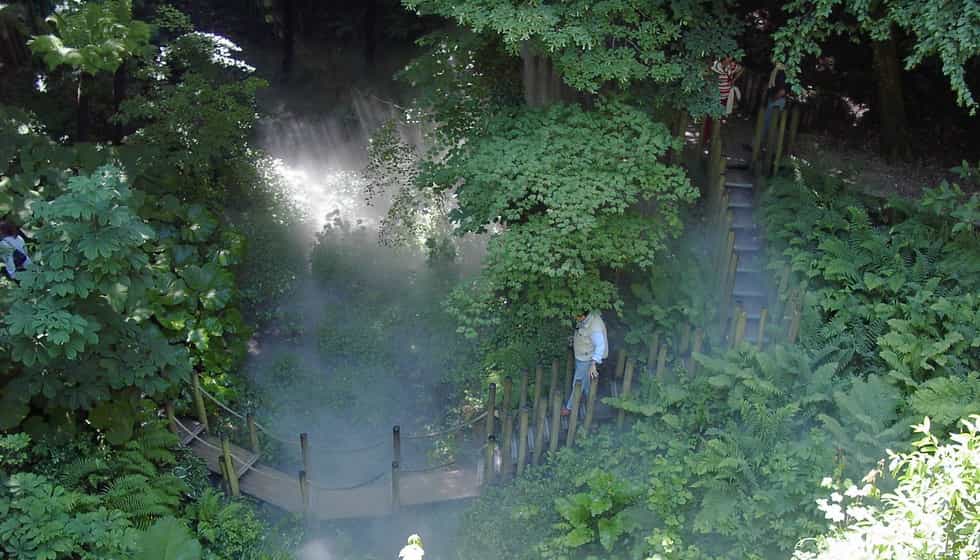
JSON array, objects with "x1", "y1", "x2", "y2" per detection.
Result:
[
  {"x1": 402, "y1": 0, "x2": 742, "y2": 115},
  {"x1": 27, "y1": 0, "x2": 150, "y2": 141},
  {"x1": 774, "y1": 0, "x2": 980, "y2": 160}
]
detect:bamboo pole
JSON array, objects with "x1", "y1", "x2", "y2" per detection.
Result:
[
  {"x1": 532, "y1": 396, "x2": 548, "y2": 465},
  {"x1": 733, "y1": 310, "x2": 748, "y2": 346},
  {"x1": 757, "y1": 308, "x2": 769, "y2": 349},
  {"x1": 787, "y1": 106, "x2": 802, "y2": 155},
  {"x1": 300, "y1": 432, "x2": 311, "y2": 478},
  {"x1": 616, "y1": 359, "x2": 635, "y2": 429},
  {"x1": 532, "y1": 366, "x2": 544, "y2": 416},
  {"x1": 165, "y1": 401, "x2": 177, "y2": 434},
  {"x1": 483, "y1": 435, "x2": 496, "y2": 486},
  {"x1": 646, "y1": 332, "x2": 660, "y2": 376},
  {"x1": 484, "y1": 383, "x2": 497, "y2": 441},
  {"x1": 564, "y1": 351, "x2": 574, "y2": 400},
  {"x1": 518, "y1": 370, "x2": 529, "y2": 410},
  {"x1": 690, "y1": 328, "x2": 704, "y2": 375},
  {"x1": 298, "y1": 470, "x2": 310, "y2": 520},
  {"x1": 614, "y1": 349, "x2": 627, "y2": 379},
  {"x1": 516, "y1": 407, "x2": 530, "y2": 476},
  {"x1": 565, "y1": 381, "x2": 583, "y2": 447},
  {"x1": 582, "y1": 373, "x2": 598, "y2": 435},
  {"x1": 655, "y1": 344, "x2": 668, "y2": 380},
  {"x1": 247, "y1": 413, "x2": 260, "y2": 455},
  {"x1": 549, "y1": 359, "x2": 559, "y2": 399},
  {"x1": 751, "y1": 107, "x2": 765, "y2": 168},
  {"x1": 773, "y1": 108, "x2": 789, "y2": 174},
  {"x1": 391, "y1": 425, "x2": 401, "y2": 512},
  {"x1": 221, "y1": 435, "x2": 240, "y2": 497},
  {"x1": 678, "y1": 323, "x2": 691, "y2": 355},
  {"x1": 191, "y1": 371, "x2": 209, "y2": 433},
  {"x1": 500, "y1": 377, "x2": 514, "y2": 476},
  {"x1": 549, "y1": 391, "x2": 562, "y2": 454}
]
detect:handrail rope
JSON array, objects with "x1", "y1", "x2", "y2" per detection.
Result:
[
  {"x1": 196, "y1": 385, "x2": 389, "y2": 452},
  {"x1": 174, "y1": 417, "x2": 391, "y2": 490},
  {"x1": 306, "y1": 470, "x2": 389, "y2": 492},
  {"x1": 403, "y1": 410, "x2": 488, "y2": 440},
  {"x1": 400, "y1": 460, "x2": 458, "y2": 474}
]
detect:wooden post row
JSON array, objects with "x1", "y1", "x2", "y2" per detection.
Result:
[
  {"x1": 516, "y1": 408, "x2": 530, "y2": 476},
  {"x1": 500, "y1": 378, "x2": 514, "y2": 477},
  {"x1": 565, "y1": 381, "x2": 583, "y2": 447}
]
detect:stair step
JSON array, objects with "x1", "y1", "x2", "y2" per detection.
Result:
[
  {"x1": 725, "y1": 181, "x2": 753, "y2": 190},
  {"x1": 733, "y1": 287, "x2": 767, "y2": 299},
  {"x1": 734, "y1": 238, "x2": 762, "y2": 251}
]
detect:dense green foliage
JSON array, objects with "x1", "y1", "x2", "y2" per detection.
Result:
[
  {"x1": 402, "y1": 0, "x2": 740, "y2": 116},
  {"x1": 774, "y1": 0, "x2": 980, "y2": 113},
  {"x1": 760, "y1": 164, "x2": 980, "y2": 436}
]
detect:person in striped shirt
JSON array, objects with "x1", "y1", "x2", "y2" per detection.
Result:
[{"x1": 702, "y1": 55, "x2": 743, "y2": 143}]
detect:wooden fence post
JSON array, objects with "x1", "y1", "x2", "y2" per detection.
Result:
[
  {"x1": 191, "y1": 371, "x2": 209, "y2": 433},
  {"x1": 678, "y1": 324, "x2": 691, "y2": 355},
  {"x1": 532, "y1": 366, "x2": 544, "y2": 416},
  {"x1": 391, "y1": 425, "x2": 401, "y2": 512},
  {"x1": 484, "y1": 383, "x2": 497, "y2": 442},
  {"x1": 564, "y1": 351, "x2": 574, "y2": 400},
  {"x1": 246, "y1": 413, "x2": 260, "y2": 455},
  {"x1": 655, "y1": 344, "x2": 668, "y2": 380},
  {"x1": 500, "y1": 378, "x2": 514, "y2": 477},
  {"x1": 582, "y1": 373, "x2": 598, "y2": 435},
  {"x1": 765, "y1": 108, "x2": 781, "y2": 175},
  {"x1": 533, "y1": 396, "x2": 548, "y2": 465},
  {"x1": 647, "y1": 332, "x2": 660, "y2": 376},
  {"x1": 300, "y1": 432, "x2": 311, "y2": 479},
  {"x1": 483, "y1": 435, "x2": 496, "y2": 486},
  {"x1": 751, "y1": 108, "x2": 765, "y2": 169},
  {"x1": 221, "y1": 434, "x2": 239, "y2": 497},
  {"x1": 165, "y1": 401, "x2": 177, "y2": 434},
  {"x1": 689, "y1": 329, "x2": 704, "y2": 375},
  {"x1": 788, "y1": 300, "x2": 802, "y2": 344},
  {"x1": 733, "y1": 309, "x2": 748, "y2": 346},
  {"x1": 565, "y1": 381, "x2": 583, "y2": 447},
  {"x1": 616, "y1": 358, "x2": 635, "y2": 429},
  {"x1": 516, "y1": 407, "x2": 530, "y2": 476},
  {"x1": 298, "y1": 470, "x2": 310, "y2": 520},
  {"x1": 549, "y1": 391, "x2": 562, "y2": 454},
  {"x1": 773, "y1": 108, "x2": 789, "y2": 174},
  {"x1": 757, "y1": 309, "x2": 769, "y2": 349},
  {"x1": 787, "y1": 106, "x2": 802, "y2": 155},
  {"x1": 614, "y1": 349, "x2": 627, "y2": 380}
]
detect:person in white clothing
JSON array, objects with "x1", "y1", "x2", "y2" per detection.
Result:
[
  {"x1": 562, "y1": 310, "x2": 608, "y2": 415},
  {"x1": 0, "y1": 222, "x2": 31, "y2": 280}
]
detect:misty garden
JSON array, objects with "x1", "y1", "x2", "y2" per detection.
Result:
[{"x1": 0, "y1": 1, "x2": 979, "y2": 559}]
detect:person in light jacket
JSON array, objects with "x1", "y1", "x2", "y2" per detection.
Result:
[
  {"x1": 562, "y1": 310, "x2": 608, "y2": 416},
  {"x1": 0, "y1": 221, "x2": 31, "y2": 280}
]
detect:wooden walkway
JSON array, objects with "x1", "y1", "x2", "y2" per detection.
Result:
[{"x1": 175, "y1": 419, "x2": 482, "y2": 520}]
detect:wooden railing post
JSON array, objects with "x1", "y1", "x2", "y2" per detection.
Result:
[
  {"x1": 298, "y1": 470, "x2": 310, "y2": 518},
  {"x1": 165, "y1": 401, "x2": 177, "y2": 434},
  {"x1": 678, "y1": 324, "x2": 691, "y2": 355},
  {"x1": 391, "y1": 425, "x2": 401, "y2": 512},
  {"x1": 765, "y1": 107, "x2": 781, "y2": 175},
  {"x1": 565, "y1": 381, "x2": 583, "y2": 447},
  {"x1": 483, "y1": 435, "x2": 496, "y2": 486},
  {"x1": 655, "y1": 344, "x2": 668, "y2": 380},
  {"x1": 532, "y1": 366, "x2": 544, "y2": 416},
  {"x1": 647, "y1": 332, "x2": 660, "y2": 376},
  {"x1": 300, "y1": 432, "x2": 311, "y2": 479},
  {"x1": 516, "y1": 407, "x2": 529, "y2": 476},
  {"x1": 221, "y1": 434, "x2": 240, "y2": 497},
  {"x1": 563, "y1": 351, "x2": 574, "y2": 400},
  {"x1": 733, "y1": 310, "x2": 748, "y2": 346},
  {"x1": 484, "y1": 383, "x2": 497, "y2": 441},
  {"x1": 582, "y1": 373, "x2": 598, "y2": 435},
  {"x1": 532, "y1": 396, "x2": 548, "y2": 465},
  {"x1": 757, "y1": 309, "x2": 769, "y2": 349},
  {"x1": 549, "y1": 359, "x2": 559, "y2": 398},
  {"x1": 787, "y1": 106, "x2": 801, "y2": 155},
  {"x1": 500, "y1": 378, "x2": 514, "y2": 477},
  {"x1": 773, "y1": 108, "x2": 789, "y2": 174},
  {"x1": 191, "y1": 371, "x2": 209, "y2": 433},
  {"x1": 751, "y1": 108, "x2": 765, "y2": 169},
  {"x1": 614, "y1": 349, "x2": 627, "y2": 379},
  {"x1": 616, "y1": 358, "x2": 635, "y2": 429},
  {"x1": 518, "y1": 369, "x2": 529, "y2": 410},
  {"x1": 246, "y1": 413, "x2": 260, "y2": 455},
  {"x1": 549, "y1": 391, "x2": 562, "y2": 454},
  {"x1": 689, "y1": 328, "x2": 704, "y2": 375}
]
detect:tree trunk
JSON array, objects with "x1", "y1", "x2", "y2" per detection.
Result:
[
  {"x1": 281, "y1": 0, "x2": 296, "y2": 78},
  {"x1": 77, "y1": 72, "x2": 93, "y2": 142},
  {"x1": 112, "y1": 63, "x2": 128, "y2": 144},
  {"x1": 871, "y1": 32, "x2": 911, "y2": 161},
  {"x1": 519, "y1": 43, "x2": 579, "y2": 107}
]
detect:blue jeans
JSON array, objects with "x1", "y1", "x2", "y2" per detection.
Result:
[
  {"x1": 566, "y1": 360, "x2": 592, "y2": 409},
  {"x1": 762, "y1": 97, "x2": 786, "y2": 141}
]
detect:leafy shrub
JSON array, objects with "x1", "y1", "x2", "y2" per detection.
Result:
[{"x1": 794, "y1": 416, "x2": 980, "y2": 560}]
